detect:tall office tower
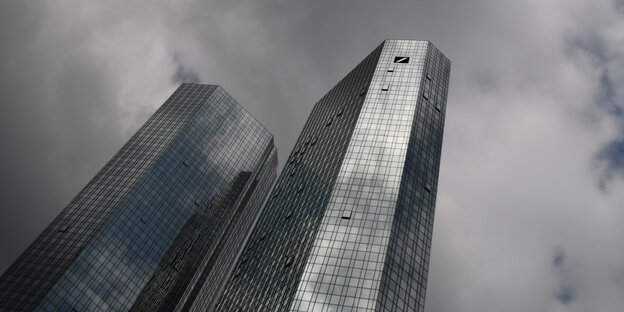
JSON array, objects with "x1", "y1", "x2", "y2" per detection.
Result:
[
  {"x1": 216, "y1": 40, "x2": 450, "y2": 312},
  {"x1": 0, "y1": 84, "x2": 278, "y2": 312}
]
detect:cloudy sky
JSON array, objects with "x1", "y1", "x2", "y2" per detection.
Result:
[{"x1": 1, "y1": 0, "x2": 624, "y2": 311}]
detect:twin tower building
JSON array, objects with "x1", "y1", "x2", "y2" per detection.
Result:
[{"x1": 0, "y1": 40, "x2": 450, "y2": 311}]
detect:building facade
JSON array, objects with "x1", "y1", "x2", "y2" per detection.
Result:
[
  {"x1": 216, "y1": 40, "x2": 450, "y2": 312},
  {"x1": 0, "y1": 84, "x2": 278, "y2": 312}
]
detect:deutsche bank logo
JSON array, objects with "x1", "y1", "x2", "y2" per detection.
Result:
[{"x1": 393, "y1": 56, "x2": 410, "y2": 63}]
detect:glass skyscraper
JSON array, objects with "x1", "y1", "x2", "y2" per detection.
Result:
[
  {"x1": 216, "y1": 40, "x2": 450, "y2": 311},
  {"x1": 0, "y1": 84, "x2": 278, "y2": 312}
]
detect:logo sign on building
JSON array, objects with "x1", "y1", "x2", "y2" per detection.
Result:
[{"x1": 393, "y1": 56, "x2": 410, "y2": 63}]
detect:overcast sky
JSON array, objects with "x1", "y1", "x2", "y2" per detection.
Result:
[{"x1": 1, "y1": 0, "x2": 624, "y2": 311}]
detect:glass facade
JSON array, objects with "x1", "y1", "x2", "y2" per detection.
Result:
[
  {"x1": 0, "y1": 84, "x2": 278, "y2": 312},
  {"x1": 216, "y1": 40, "x2": 450, "y2": 312}
]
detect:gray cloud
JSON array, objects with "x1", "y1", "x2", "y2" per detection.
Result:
[
  {"x1": 1, "y1": 1, "x2": 623, "y2": 311},
  {"x1": 172, "y1": 55, "x2": 201, "y2": 83},
  {"x1": 553, "y1": 248, "x2": 579, "y2": 305}
]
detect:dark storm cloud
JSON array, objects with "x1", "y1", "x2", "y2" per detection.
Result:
[
  {"x1": 0, "y1": 1, "x2": 172, "y2": 272},
  {"x1": 0, "y1": 1, "x2": 122, "y2": 269},
  {"x1": 1, "y1": 1, "x2": 624, "y2": 311}
]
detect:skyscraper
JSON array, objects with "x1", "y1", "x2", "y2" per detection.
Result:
[
  {"x1": 216, "y1": 40, "x2": 450, "y2": 311},
  {"x1": 0, "y1": 84, "x2": 278, "y2": 312}
]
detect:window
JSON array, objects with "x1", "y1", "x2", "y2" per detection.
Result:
[
  {"x1": 426, "y1": 73, "x2": 432, "y2": 80},
  {"x1": 435, "y1": 104, "x2": 442, "y2": 112},
  {"x1": 382, "y1": 85, "x2": 389, "y2": 91},
  {"x1": 341, "y1": 210, "x2": 352, "y2": 220},
  {"x1": 424, "y1": 183, "x2": 431, "y2": 192},
  {"x1": 326, "y1": 118, "x2": 333, "y2": 126},
  {"x1": 169, "y1": 252, "x2": 180, "y2": 265},
  {"x1": 387, "y1": 67, "x2": 395, "y2": 72},
  {"x1": 234, "y1": 267, "x2": 242, "y2": 277},
  {"x1": 183, "y1": 160, "x2": 189, "y2": 167}
]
